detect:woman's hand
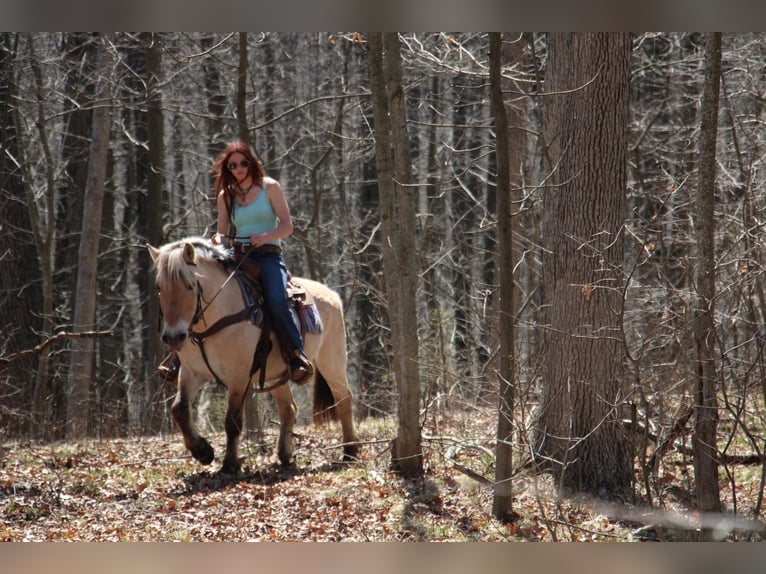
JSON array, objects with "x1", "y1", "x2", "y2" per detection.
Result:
[{"x1": 249, "y1": 233, "x2": 268, "y2": 247}]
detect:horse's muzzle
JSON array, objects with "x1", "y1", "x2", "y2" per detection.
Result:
[{"x1": 161, "y1": 329, "x2": 188, "y2": 351}]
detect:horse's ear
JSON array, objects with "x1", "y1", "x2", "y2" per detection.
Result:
[
  {"x1": 183, "y1": 242, "x2": 196, "y2": 265},
  {"x1": 147, "y1": 244, "x2": 160, "y2": 263}
]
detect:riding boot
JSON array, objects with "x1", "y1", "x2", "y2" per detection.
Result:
[
  {"x1": 288, "y1": 349, "x2": 314, "y2": 385},
  {"x1": 156, "y1": 352, "x2": 180, "y2": 384}
]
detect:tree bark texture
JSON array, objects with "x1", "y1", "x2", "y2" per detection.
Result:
[
  {"x1": 0, "y1": 35, "x2": 44, "y2": 436},
  {"x1": 142, "y1": 33, "x2": 167, "y2": 430},
  {"x1": 368, "y1": 32, "x2": 423, "y2": 477},
  {"x1": 535, "y1": 33, "x2": 633, "y2": 495},
  {"x1": 693, "y1": 31, "x2": 722, "y2": 525},
  {"x1": 237, "y1": 32, "x2": 250, "y2": 148},
  {"x1": 66, "y1": 33, "x2": 113, "y2": 437},
  {"x1": 20, "y1": 35, "x2": 61, "y2": 437},
  {"x1": 489, "y1": 32, "x2": 515, "y2": 521}
]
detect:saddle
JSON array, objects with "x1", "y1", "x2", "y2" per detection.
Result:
[{"x1": 228, "y1": 249, "x2": 316, "y2": 367}]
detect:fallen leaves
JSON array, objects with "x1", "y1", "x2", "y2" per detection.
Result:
[
  {"x1": 2, "y1": 409, "x2": 757, "y2": 541},
  {"x1": 1, "y1": 427, "x2": 471, "y2": 541}
]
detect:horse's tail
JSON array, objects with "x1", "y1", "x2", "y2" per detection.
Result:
[{"x1": 313, "y1": 369, "x2": 339, "y2": 425}]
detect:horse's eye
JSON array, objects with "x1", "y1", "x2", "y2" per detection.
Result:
[{"x1": 187, "y1": 283, "x2": 195, "y2": 292}]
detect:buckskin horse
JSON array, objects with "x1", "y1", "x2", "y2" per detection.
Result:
[{"x1": 148, "y1": 237, "x2": 360, "y2": 475}]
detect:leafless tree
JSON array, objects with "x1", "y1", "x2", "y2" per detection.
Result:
[
  {"x1": 534, "y1": 33, "x2": 634, "y2": 496},
  {"x1": 368, "y1": 32, "x2": 423, "y2": 477},
  {"x1": 693, "y1": 31, "x2": 723, "y2": 534},
  {"x1": 66, "y1": 32, "x2": 114, "y2": 437}
]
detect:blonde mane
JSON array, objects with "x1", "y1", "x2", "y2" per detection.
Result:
[{"x1": 154, "y1": 237, "x2": 227, "y2": 292}]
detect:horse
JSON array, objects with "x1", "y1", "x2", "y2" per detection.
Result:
[{"x1": 147, "y1": 236, "x2": 360, "y2": 475}]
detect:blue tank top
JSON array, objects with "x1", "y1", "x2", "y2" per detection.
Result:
[{"x1": 231, "y1": 183, "x2": 281, "y2": 246}]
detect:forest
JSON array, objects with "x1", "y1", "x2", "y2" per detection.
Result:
[{"x1": 2, "y1": 32, "x2": 766, "y2": 541}]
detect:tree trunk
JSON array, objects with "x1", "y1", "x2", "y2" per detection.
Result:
[
  {"x1": 142, "y1": 33, "x2": 165, "y2": 431},
  {"x1": 0, "y1": 34, "x2": 44, "y2": 437},
  {"x1": 202, "y1": 33, "x2": 227, "y2": 158},
  {"x1": 15, "y1": 35, "x2": 58, "y2": 438},
  {"x1": 489, "y1": 32, "x2": 515, "y2": 522},
  {"x1": 237, "y1": 32, "x2": 250, "y2": 147},
  {"x1": 368, "y1": 32, "x2": 423, "y2": 477},
  {"x1": 237, "y1": 32, "x2": 261, "y2": 436},
  {"x1": 535, "y1": 33, "x2": 633, "y2": 496},
  {"x1": 58, "y1": 34, "x2": 95, "y2": 337},
  {"x1": 355, "y1": 156, "x2": 388, "y2": 417},
  {"x1": 693, "y1": 32, "x2": 722, "y2": 535},
  {"x1": 66, "y1": 33, "x2": 113, "y2": 438}
]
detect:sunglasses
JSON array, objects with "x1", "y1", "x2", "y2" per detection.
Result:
[{"x1": 227, "y1": 159, "x2": 250, "y2": 171}]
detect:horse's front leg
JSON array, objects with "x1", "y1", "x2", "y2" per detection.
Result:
[
  {"x1": 171, "y1": 371, "x2": 214, "y2": 465},
  {"x1": 270, "y1": 385, "x2": 297, "y2": 466},
  {"x1": 220, "y1": 388, "x2": 246, "y2": 475}
]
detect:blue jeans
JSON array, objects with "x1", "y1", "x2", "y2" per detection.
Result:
[{"x1": 243, "y1": 251, "x2": 304, "y2": 355}]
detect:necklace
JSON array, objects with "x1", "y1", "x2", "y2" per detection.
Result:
[{"x1": 235, "y1": 183, "x2": 253, "y2": 196}]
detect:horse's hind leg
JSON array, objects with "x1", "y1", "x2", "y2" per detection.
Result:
[
  {"x1": 317, "y1": 369, "x2": 360, "y2": 460},
  {"x1": 270, "y1": 385, "x2": 297, "y2": 465},
  {"x1": 171, "y1": 373, "x2": 214, "y2": 465},
  {"x1": 220, "y1": 387, "x2": 246, "y2": 475},
  {"x1": 313, "y1": 351, "x2": 361, "y2": 461},
  {"x1": 311, "y1": 311, "x2": 361, "y2": 461}
]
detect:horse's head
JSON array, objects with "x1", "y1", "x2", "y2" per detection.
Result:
[{"x1": 148, "y1": 240, "x2": 204, "y2": 351}]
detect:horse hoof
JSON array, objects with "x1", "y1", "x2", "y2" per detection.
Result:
[
  {"x1": 220, "y1": 458, "x2": 242, "y2": 476},
  {"x1": 274, "y1": 451, "x2": 294, "y2": 467},
  {"x1": 343, "y1": 445, "x2": 361, "y2": 462},
  {"x1": 192, "y1": 440, "x2": 215, "y2": 465}
]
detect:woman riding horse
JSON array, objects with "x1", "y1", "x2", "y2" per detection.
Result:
[
  {"x1": 149, "y1": 237, "x2": 360, "y2": 474},
  {"x1": 158, "y1": 141, "x2": 313, "y2": 385}
]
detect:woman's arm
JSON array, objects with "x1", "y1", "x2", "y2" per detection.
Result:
[
  {"x1": 211, "y1": 190, "x2": 229, "y2": 244},
  {"x1": 249, "y1": 178, "x2": 295, "y2": 247}
]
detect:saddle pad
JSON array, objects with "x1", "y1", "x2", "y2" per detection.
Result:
[{"x1": 236, "y1": 271, "x2": 322, "y2": 334}]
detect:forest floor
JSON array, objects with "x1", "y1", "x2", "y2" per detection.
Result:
[{"x1": 2, "y1": 405, "x2": 766, "y2": 542}]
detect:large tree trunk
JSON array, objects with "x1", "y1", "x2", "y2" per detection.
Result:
[
  {"x1": 368, "y1": 32, "x2": 423, "y2": 477},
  {"x1": 489, "y1": 32, "x2": 516, "y2": 522},
  {"x1": 535, "y1": 33, "x2": 633, "y2": 496},
  {"x1": 693, "y1": 32, "x2": 722, "y2": 536},
  {"x1": 66, "y1": 33, "x2": 113, "y2": 437}
]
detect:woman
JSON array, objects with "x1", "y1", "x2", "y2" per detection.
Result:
[{"x1": 209, "y1": 141, "x2": 314, "y2": 384}]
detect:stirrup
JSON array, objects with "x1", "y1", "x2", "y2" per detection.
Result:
[{"x1": 289, "y1": 350, "x2": 314, "y2": 385}]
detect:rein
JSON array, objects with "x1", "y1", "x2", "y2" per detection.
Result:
[{"x1": 190, "y1": 248, "x2": 250, "y2": 322}]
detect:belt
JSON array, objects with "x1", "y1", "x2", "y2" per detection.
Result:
[{"x1": 232, "y1": 242, "x2": 282, "y2": 255}]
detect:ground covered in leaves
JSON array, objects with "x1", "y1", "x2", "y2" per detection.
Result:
[{"x1": 2, "y1": 407, "x2": 765, "y2": 542}]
